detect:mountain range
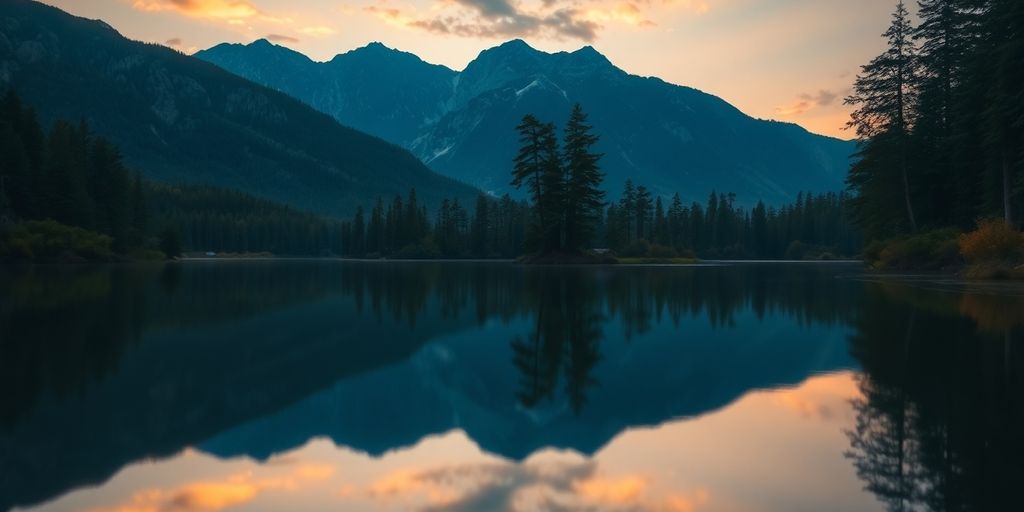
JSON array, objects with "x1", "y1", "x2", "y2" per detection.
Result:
[
  {"x1": 0, "y1": 0, "x2": 477, "y2": 217},
  {"x1": 197, "y1": 38, "x2": 857, "y2": 205}
]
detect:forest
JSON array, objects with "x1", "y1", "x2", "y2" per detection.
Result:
[
  {"x1": 846, "y1": 0, "x2": 1024, "y2": 272},
  {"x1": 2, "y1": 92, "x2": 860, "y2": 263},
  {"x1": 0, "y1": 91, "x2": 343, "y2": 261},
  {"x1": 340, "y1": 105, "x2": 859, "y2": 260}
]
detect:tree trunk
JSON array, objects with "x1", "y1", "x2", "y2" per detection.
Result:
[
  {"x1": 1003, "y1": 153, "x2": 1013, "y2": 227},
  {"x1": 901, "y1": 154, "x2": 917, "y2": 232}
]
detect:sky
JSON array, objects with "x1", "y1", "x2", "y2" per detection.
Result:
[{"x1": 38, "y1": 0, "x2": 901, "y2": 138}]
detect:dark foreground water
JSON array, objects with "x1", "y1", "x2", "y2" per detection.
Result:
[{"x1": 1, "y1": 261, "x2": 1021, "y2": 512}]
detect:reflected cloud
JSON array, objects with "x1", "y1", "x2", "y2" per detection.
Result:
[
  {"x1": 771, "y1": 372, "x2": 859, "y2": 422},
  {"x1": 85, "y1": 463, "x2": 338, "y2": 512},
  {"x1": 365, "y1": 457, "x2": 710, "y2": 512}
]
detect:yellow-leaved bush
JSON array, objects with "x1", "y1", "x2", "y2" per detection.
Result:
[{"x1": 958, "y1": 219, "x2": 1024, "y2": 263}]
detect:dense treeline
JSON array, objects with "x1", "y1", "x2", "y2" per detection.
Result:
[
  {"x1": 148, "y1": 184, "x2": 343, "y2": 256},
  {"x1": 341, "y1": 184, "x2": 859, "y2": 259},
  {"x1": 340, "y1": 189, "x2": 531, "y2": 258},
  {"x1": 341, "y1": 104, "x2": 859, "y2": 260},
  {"x1": 847, "y1": 0, "x2": 1024, "y2": 239},
  {"x1": 0, "y1": 91, "x2": 147, "y2": 253},
  {"x1": 604, "y1": 182, "x2": 860, "y2": 259},
  {"x1": 1, "y1": 91, "x2": 345, "y2": 259}
]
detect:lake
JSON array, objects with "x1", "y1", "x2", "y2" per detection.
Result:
[{"x1": 1, "y1": 261, "x2": 1021, "y2": 512}]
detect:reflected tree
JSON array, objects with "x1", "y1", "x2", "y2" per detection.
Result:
[
  {"x1": 512, "y1": 270, "x2": 603, "y2": 413},
  {"x1": 846, "y1": 282, "x2": 1024, "y2": 511}
]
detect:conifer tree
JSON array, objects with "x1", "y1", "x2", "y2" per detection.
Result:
[
  {"x1": 846, "y1": 0, "x2": 921, "y2": 234},
  {"x1": 562, "y1": 104, "x2": 605, "y2": 252}
]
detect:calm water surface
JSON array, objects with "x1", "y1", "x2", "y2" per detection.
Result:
[{"x1": 1, "y1": 261, "x2": 1021, "y2": 512}]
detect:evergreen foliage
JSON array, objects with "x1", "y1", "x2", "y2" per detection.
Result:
[
  {"x1": 847, "y1": 0, "x2": 1024, "y2": 240},
  {"x1": 146, "y1": 183, "x2": 343, "y2": 256},
  {"x1": 605, "y1": 184, "x2": 860, "y2": 259},
  {"x1": 1, "y1": 91, "x2": 345, "y2": 258},
  {"x1": 1, "y1": 91, "x2": 144, "y2": 254},
  {"x1": 510, "y1": 104, "x2": 605, "y2": 255}
]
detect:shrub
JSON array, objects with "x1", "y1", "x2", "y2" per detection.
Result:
[
  {"x1": 0, "y1": 220, "x2": 113, "y2": 262},
  {"x1": 159, "y1": 227, "x2": 183, "y2": 259},
  {"x1": 785, "y1": 241, "x2": 806, "y2": 260},
  {"x1": 872, "y1": 229, "x2": 961, "y2": 270},
  {"x1": 395, "y1": 238, "x2": 441, "y2": 259},
  {"x1": 648, "y1": 243, "x2": 676, "y2": 258},
  {"x1": 618, "y1": 239, "x2": 651, "y2": 257},
  {"x1": 959, "y1": 219, "x2": 1024, "y2": 264}
]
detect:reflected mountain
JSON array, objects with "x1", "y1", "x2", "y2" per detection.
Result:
[
  {"x1": 200, "y1": 267, "x2": 859, "y2": 462},
  {"x1": 0, "y1": 262, "x2": 881, "y2": 510}
]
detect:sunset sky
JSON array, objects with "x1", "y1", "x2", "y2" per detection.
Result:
[{"x1": 39, "y1": 0, "x2": 900, "y2": 138}]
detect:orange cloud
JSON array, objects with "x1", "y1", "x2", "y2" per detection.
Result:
[
  {"x1": 363, "y1": 459, "x2": 710, "y2": 512},
  {"x1": 86, "y1": 464, "x2": 336, "y2": 512},
  {"x1": 584, "y1": 2, "x2": 657, "y2": 27},
  {"x1": 299, "y1": 25, "x2": 337, "y2": 36},
  {"x1": 574, "y1": 474, "x2": 649, "y2": 503},
  {"x1": 86, "y1": 475, "x2": 293, "y2": 512},
  {"x1": 772, "y1": 372, "x2": 860, "y2": 420},
  {"x1": 663, "y1": 0, "x2": 711, "y2": 15},
  {"x1": 662, "y1": 488, "x2": 711, "y2": 512},
  {"x1": 776, "y1": 88, "x2": 847, "y2": 117},
  {"x1": 132, "y1": 0, "x2": 261, "y2": 20},
  {"x1": 265, "y1": 33, "x2": 300, "y2": 44}
]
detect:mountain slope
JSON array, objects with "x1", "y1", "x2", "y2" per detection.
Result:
[
  {"x1": 198, "y1": 39, "x2": 457, "y2": 147},
  {"x1": 0, "y1": 0, "x2": 477, "y2": 217},
  {"x1": 197, "y1": 38, "x2": 855, "y2": 205}
]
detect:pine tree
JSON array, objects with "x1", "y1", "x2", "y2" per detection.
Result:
[
  {"x1": 130, "y1": 171, "x2": 147, "y2": 247},
  {"x1": 472, "y1": 193, "x2": 491, "y2": 257},
  {"x1": 562, "y1": 104, "x2": 605, "y2": 252},
  {"x1": 351, "y1": 206, "x2": 366, "y2": 256},
  {"x1": 620, "y1": 180, "x2": 638, "y2": 241},
  {"x1": 846, "y1": 0, "x2": 921, "y2": 233},
  {"x1": 512, "y1": 116, "x2": 566, "y2": 252},
  {"x1": 667, "y1": 193, "x2": 685, "y2": 250},
  {"x1": 653, "y1": 197, "x2": 668, "y2": 246},
  {"x1": 982, "y1": 0, "x2": 1024, "y2": 225},
  {"x1": 634, "y1": 185, "x2": 652, "y2": 241}
]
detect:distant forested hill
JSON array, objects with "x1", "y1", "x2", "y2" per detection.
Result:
[{"x1": 0, "y1": 0, "x2": 477, "y2": 217}]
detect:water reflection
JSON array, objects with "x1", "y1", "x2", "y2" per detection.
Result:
[
  {"x1": 0, "y1": 262, "x2": 1020, "y2": 511},
  {"x1": 845, "y1": 281, "x2": 1024, "y2": 512}
]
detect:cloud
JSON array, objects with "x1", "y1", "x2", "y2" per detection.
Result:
[
  {"x1": 364, "y1": 457, "x2": 711, "y2": 512},
  {"x1": 132, "y1": 0, "x2": 292, "y2": 24},
  {"x1": 800, "y1": 89, "x2": 838, "y2": 106},
  {"x1": 85, "y1": 464, "x2": 335, "y2": 512},
  {"x1": 132, "y1": 0, "x2": 261, "y2": 19},
  {"x1": 299, "y1": 26, "x2": 337, "y2": 36},
  {"x1": 165, "y1": 37, "x2": 183, "y2": 46},
  {"x1": 582, "y1": 2, "x2": 659, "y2": 27},
  {"x1": 776, "y1": 88, "x2": 846, "y2": 117},
  {"x1": 366, "y1": 0, "x2": 706, "y2": 42},
  {"x1": 265, "y1": 33, "x2": 300, "y2": 44},
  {"x1": 86, "y1": 474, "x2": 294, "y2": 512}
]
